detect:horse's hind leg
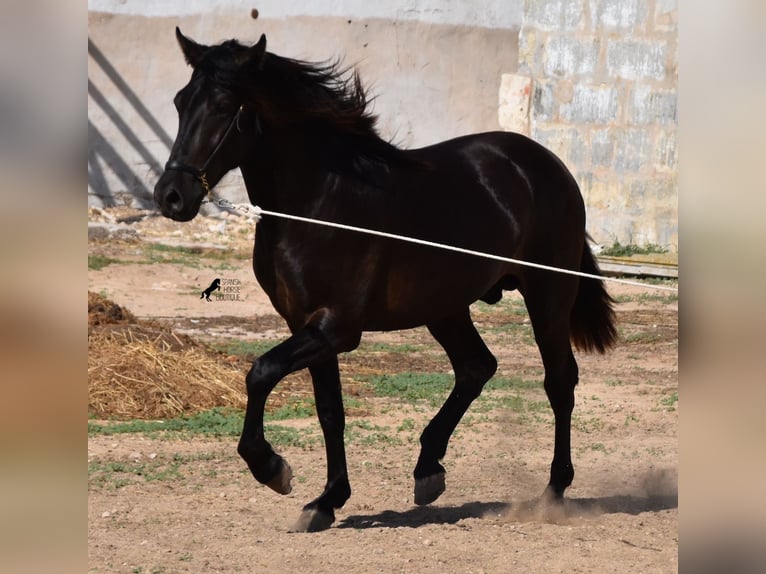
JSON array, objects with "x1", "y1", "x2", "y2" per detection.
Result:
[
  {"x1": 414, "y1": 309, "x2": 497, "y2": 505},
  {"x1": 521, "y1": 274, "x2": 580, "y2": 500},
  {"x1": 292, "y1": 357, "x2": 351, "y2": 532}
]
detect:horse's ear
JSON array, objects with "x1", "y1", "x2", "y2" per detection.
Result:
[
  {"x1": 175, "y1": 27, "x2": 207, "y2": 68},
  {"x1": 243, "y1": 34, "x2": 267, "y2": 70}
]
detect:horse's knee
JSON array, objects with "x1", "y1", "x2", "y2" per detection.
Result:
[{"x1": 245, "y1": 358, "x2": 282, "y2": 396}]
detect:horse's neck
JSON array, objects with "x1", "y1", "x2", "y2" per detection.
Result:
[{"x1": 239, "y1": 131, "x2": 326, "y2": 212}]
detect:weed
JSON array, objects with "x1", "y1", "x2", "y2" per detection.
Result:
[
  {"x1": 600, "y1": 240, "x2": 668, "y2": 257},
  {"x1": 88, "y1": 408, "x2": 245, "y2": 438},
  {"x1": 88, "y1": 457, "x2": 183, "y2": 490},
  {"x1": 485, "y1": 376, "x2": 540, "y2": 392},
  {"x1": 660, "y1": 392, "x2": 678, "y2": 411},
  {"x1": 397, "y1": 418, "x2": 416, "y2": 432},
  {"x1": 622, "y1": 331, "x2": 663, "y2": 344},
  {"x1": 133, "y1": 243, "x2": 248, "y2": 269},
  {"x1": 265, "y1": 398, "x2": 316, "y2": 421},
  {"x1": 89, "y1": 254, "x2": 121, "y2": 270},
  {"x1": 572, "y1": 416, "x2": 605, "y2": 434},
  {"x1": 265, "y1": 424, "x2": 320, "y2": 449},
  {"x1": 614, "y1": 292, "x2": 678, "y2": 304},
  {"x1": 360, "y1": 372, "x2": 452, "y2": 407},
  {"x1": 211, "y1": 339, "x2": 283, "y2": 359},
  {"x1": 624, "y1": 412, "x2": 640, "y2": 426},
  {"x1": 357, "y1": 341, "x2": 428, "y2": 354}
]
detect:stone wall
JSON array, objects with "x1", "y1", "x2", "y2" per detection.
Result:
[{"x1": 499, "y1": 0, "x2": 678, "y2": 250}]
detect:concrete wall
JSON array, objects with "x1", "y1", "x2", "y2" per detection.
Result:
[
  {"x1": 88, "y1": 0, "x2": 522, "y2": 209},
  {"x1": 499, "y1": 0, "x2": 678, "y2": 251}
]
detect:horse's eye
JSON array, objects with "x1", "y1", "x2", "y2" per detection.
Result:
[{"x1": 212, "y1": 101, "x2": 234, "y2": 115}]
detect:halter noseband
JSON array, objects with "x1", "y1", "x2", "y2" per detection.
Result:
[{"x1": 164, "y1": 105, "x2": 245, "y2": 195}]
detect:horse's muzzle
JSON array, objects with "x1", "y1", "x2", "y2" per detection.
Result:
[{"x1": 153, "y1": 171, "x2": 204, "y2": 222}]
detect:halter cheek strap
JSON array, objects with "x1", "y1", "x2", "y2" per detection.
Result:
[{"x1": 164, "y1": 105, "x2": 245, "y2": 195}]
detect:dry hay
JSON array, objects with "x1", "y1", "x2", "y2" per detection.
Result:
[{"x1": 88, "y1": 292, "x2": 246, "y2": 419}]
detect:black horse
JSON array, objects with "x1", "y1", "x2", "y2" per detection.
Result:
[
  {"x1": 154, "y1": 29, "x2": 617, "y2": 532},
  {"x1": 201, "y1": 278, "x2": 221, "y2": 301}
]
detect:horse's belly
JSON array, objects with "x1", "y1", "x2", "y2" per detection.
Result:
[{"x1": 361, "y1": 262, "x2": 503, "y2": 331}]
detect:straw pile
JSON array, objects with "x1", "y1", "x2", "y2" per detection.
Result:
[{"x1": 88, "y1": 292, "x2": 247, "y2": 419}]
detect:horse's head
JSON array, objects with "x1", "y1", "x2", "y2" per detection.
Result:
[{"x1": 154, "y1": 28, "x2": 266, "y2": 221}]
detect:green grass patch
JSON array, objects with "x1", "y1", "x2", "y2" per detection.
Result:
[
  {"x1": 473, "y1": 296, "x2": 529, "y2": 318},
  {"x1": 622, "y1": 331, "x2": 663, "y2": 344},
  {"x1": 660, "y1": 391, "x2": 678, "y2": 411},
  {"x1": 357, "y1": 341, "x2": 429, "y2": 354},
  {"x1": 88, "y1": 407, "x2": 320, "y2": 447},
  {"x1": 266, "y1": 398, "x2": 316, "y2": 421},
  {"x1": 600, "y1": 240, "x2": 668, "y2": 257},
  {"x1": 345, "y1": 420, "x2": 402, "y2": 446},
  {"x1": 485, "y1": 376, "x2": 540, "y2": 392},
  {"x1": 360, "y1": 372, "x2": 452, "y2": 407},
  {"x1": 88, "y1": 457, "x2": 184, "y2": 490},
  {"x1": 135, "y1": 243, "x2": 246, "y2": 269},
  {"x1": 358, "y1": 372, "x2": 543, "y2": 412},
  {"x1": 212, "y1": 339, "x2": 284, "y2": 358},
  {"x1": 613, "y1": 292, "x2": 679, "y2": 304},
  {"x1": 265, "y1": 424, "x2": 320, "y2": 448},
  {"x1": 88, "y1": 254, "x2": 121, "y2": 270},
  {"x1": 88, "y1": 407, "x2": 244, "y2": 437}
]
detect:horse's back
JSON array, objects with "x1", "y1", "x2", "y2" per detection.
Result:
[{"x1": 393, "y1": 130, "x2": 585, "y2": 252}]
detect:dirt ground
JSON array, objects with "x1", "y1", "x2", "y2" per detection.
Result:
[{"x1": 88, "y1": 208, "x2": 678, "y2": 573}]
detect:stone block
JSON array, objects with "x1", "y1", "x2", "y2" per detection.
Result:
[
  {"x1": 560, "y1": 84, "x2": 618, "y2": 124},
  {"x1": 614, "y1": 128, "x2": 654, "y2": 172},
  {"x1": 543, "y1": 36, "x2": 600, "y2": 77},
  {"x1": 590, "y1": 128, "x2": 614, "y2": 167},
  {"x1": 631, "y1": 84, "x2": 677, "y2": 125},
  {"x1": 532, "y1": 125, "x2": 587, "y2": 168},
  {"x1": 532, "y1": 80, "x2": 557, "y2": 122},
  {"x1": 517, "y1": 29, "x2": 538, "y2": 74},
  {"x1": 524, "y1": 0, "x2": 585, "y2": 32},
  {"x1": 654, "y1": 0, "x2": 678, "y2": 32},
  {"x1": 607, "y1": 39, "x2": 667, "y2": 80},
  {"x1": 498, "y1": 74, "x2": 532, "y2": 134},
  {"x1": 589, "y1": 0, "x2": 648, "y2": 30},
  {"x1": 577, "y1": 170, "x2": 627, "y2": 212},
  {"x1": 655, "y1": 128, "x2": 677, "y2": 171}
]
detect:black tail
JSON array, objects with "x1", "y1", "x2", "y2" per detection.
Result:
[{"x1": 570, "y1": 238, "x2": 618, "y2": 353}]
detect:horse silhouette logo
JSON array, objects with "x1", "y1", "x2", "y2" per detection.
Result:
[{"x1": 201, "y1": 278, "x2": 221, "y2": 301}]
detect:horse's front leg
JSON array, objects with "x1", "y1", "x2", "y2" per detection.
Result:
[
  {"x1": 237, "y1": 324, "x2": 338, "y2": 498},
  {"x1": 292, "y1": 357, "x2": 351, "y2": 532}
]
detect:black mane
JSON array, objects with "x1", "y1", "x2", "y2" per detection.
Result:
[{"x1": 200, "y1": 40, "x2": 411, "y2": 176}]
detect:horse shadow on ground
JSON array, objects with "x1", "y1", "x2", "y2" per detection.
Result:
[{"x1": 336, "y1": 492, "x2": 678, "y2": 530}]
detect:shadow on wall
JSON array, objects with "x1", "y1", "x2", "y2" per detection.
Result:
[{"x1": 88, "y1": 38, "x2": 172, "y2": 209}]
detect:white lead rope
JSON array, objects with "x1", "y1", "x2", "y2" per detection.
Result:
[{"x1": 204, "y1": 198, "x2": 678, "y2": 293}]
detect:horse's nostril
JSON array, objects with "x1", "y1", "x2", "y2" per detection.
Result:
[{"x1": 166, "y1": 187, "x2": 183, "y2": 211}]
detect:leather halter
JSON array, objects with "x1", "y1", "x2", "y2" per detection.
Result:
[{"x1": 164, "y1": 105, "x2": 245, "y2": 195}]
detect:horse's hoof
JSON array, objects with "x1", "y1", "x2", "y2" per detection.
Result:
[
  {"x1": 414, "y1": 472, "x2": 446, "y2": 505},
  {"x1": 265, "y1": 458, "x2": 293, "y2": 495},
  {"x1": 290, "y1": 507, "x2": 335, "y2": 532},
  {"x1": 540, "y1": 484, "x2": 565, "y2": 504}
]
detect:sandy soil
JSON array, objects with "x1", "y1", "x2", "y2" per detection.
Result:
[{"x1": 88, "y1": 208, "x2": 678, "y2": 573}]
